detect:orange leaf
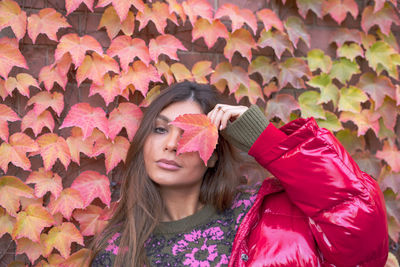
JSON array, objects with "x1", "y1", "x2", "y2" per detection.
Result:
[
  {"x1": 0, "y1": 103, "x2": 20, "y2": 142},
  {"x1": 16, "y1": 237, "x2": 44, "y2": 264},
  {"x1": 26, "y1": 91, "x2": 64, "y2": 117},
  {"x1": 0, "y1": 0, "x2": 26, "y2": 40},
  {"x1": 137, "y1": 2, "x2": 172, "y2": 34},
  {"x1": 166, "y1": 0, "x2": 186, "y2": 24},
  {"x1": 71, "y1": 170, "x2": 111, "y2": 207},
  {"x1": 65, "y1": 0, "x2": 94, "y2": 15},
  {"x1": 0, "y1": 207, "x2": 15, "y2": 238},
  {"x1": 0, "y1": 37, "x2": 28, "y2": 79},
  {"x1": 210, "y1": 62, "x2": 250, "y2": 94},
  {"x1": 0, "y1": 176, "x2": 34, "y2": 216},
  {"x1": 249, "y1": 56, "x2": 279, "y2": 85},
  {"x1": 60, "y1": 248, "x2": 93, "y2": 267},
  {"x1": 170, "y1": 114, "x2": 218, "y2": 165},
  {"x1": 0, "y1": 79, "x2": 7, "y2": 100},
  {"x1": 170, "y1": 63, "x2": 193, "y2": 82},
  {"x1": 66, "y1": 127, "x2": 95, "y2": 165},
  {"x1": 155, "y1": 61, "x2": 174, "y2": 85},
  {"x1": 20, "y1": 196, "x2": 43, "y2": 211},
  {"x1": 36, "y1": 133, "x2": 71, "y2": 171},
  {"x1": 322, "y1": 0, "x2": 358, "y2": 25},
  {"x1": 214, "y1": 3, "x2": 257, "y2": 34},
  {"x1": 98, "y1": 6, "x2": 135, "y2": 40},
  {"x1": 182, "y1": 0, "x2": 213, "y2": 26},
  {"x1": 119, "y1": 61, "x2": 161, "y2": 97},
  {"x1": 234, "y1": 79, "x2": 264, "y2": 105},
  {"x1": 38, "y1": 65, "x2": 68, "y2": 91},
  {"x1": 258, "y1": 29, "x2": 293, "y2": 59},
  {"x1": 43, "y1": 222, "x2": 84, "y2": 259},
  {"x1": 89, "y1": 73, "x2": 122, "y2": 106},
  {"x1": 265, "y1": 94, "x2": 300, "y2": 123},
  {"x1": 140, "y1": 85, "x2": 161, "y2": 107},
  {"x1": 108, "y1": 102, "x2": 142, "y2": 141},
  {"x1": 107, "y1": 36, "x2": 150, "y2": 72},
  {"x1": 21, "y1": 110, "x2": 54, "y2": 137},
  {"x1": 224, "y1": 29, "x2": 256, "y2": 62},
  {"x1": 76, "y1": 52, "x2": 119, "y2": 86},
  {"x1": 92, "y1": 135, "x2": 130, "y2": 173},
  {"x1": 96, "y1": 0, "x2": 145, "y2": 21},
  {"x1": 35, "y1": 252, "x2": 65, "y2": 267},
  {"x1": 376, "y1": 142, "x2": 400, "y2": 172},
  {"x1": 60, "y1": 103, "x2": 109, "y2": 140},
  {"x1": 340, "y1": 109, "x2": 380, "y2": 136},
  {"x1": 192, "y1": 18, "x2": 228, "y2": 49},
  {"x1": 73, "y1": 205, "x2": 108, "y2": 236},
  {"x1": 26, "y1": 168, "x2": 63, "y2": 199},
  {"x1": 47, "y1": 188, "x2": 84, "y2": 220},
  {"x1": 5, "y1": 73, "x2": 39, "y2": 98},
  {"x1": 149, "y1": 34, "x2": 187, "y2": 62},
  {"x1": 191, "y1": 61, "x2": 213, "y2": 84},
  {"x1": 55, "y1": 33, "x2": 103, "y2": 68},
  {"x1": 256, "y1": 9, "x2": 284, "y2": 32},
  {"x1": 12, "y1": 204, "x2": 55, "y2": 242},
  {"x1": 27, "y1": 8, "x2": 70, "y2": 43}
]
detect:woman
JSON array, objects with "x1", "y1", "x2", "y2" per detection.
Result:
[{"x1": 90, "y1": 81, "x2": 388, "y2": 266}]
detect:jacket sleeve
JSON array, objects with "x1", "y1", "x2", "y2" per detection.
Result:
[{"x1": 246, "y1": 116, "x2": 388, "y2": 266}]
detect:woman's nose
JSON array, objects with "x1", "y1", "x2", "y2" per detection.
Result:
[{"x1": 164, "y1": 129, "x2": 180, "y2": 152}]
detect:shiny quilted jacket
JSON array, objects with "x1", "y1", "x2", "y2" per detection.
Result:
[{"x1": 229, "y1": 118, "x2": 388, "y2": 267}]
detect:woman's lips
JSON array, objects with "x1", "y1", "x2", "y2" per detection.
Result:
[{"x1": 156, "y1": 159, "x2": 181, "y2": 170}]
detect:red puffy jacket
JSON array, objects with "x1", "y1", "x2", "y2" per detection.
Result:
[{"x1": 229, "y1": 118, "x2": 388, "y2": 266}]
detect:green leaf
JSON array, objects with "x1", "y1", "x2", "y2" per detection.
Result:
[
  {"x1": 316, "y1": 111, "x2": 343, "y2": 132},
  {"x1": 335, "y1": 128, "x2": 365, "y2": 154},
  {"x1": 284, "y1": 16, "x2": 310, "y2": 48},
  {"x1": 278, "y1": 57, "x2": 311, "y2": 89},
  {"x1": 307, "y1": 49, "x2": 332, "y2": 73},
  {"x1": 329, "y1": 58, "x2": 360, "y2": 84},
  {"x1": 365, "y1": 41, "x2": 396, "y2": 75},
  {"x1": 307, "y1": 74, "x2": 339, "y2": 108},
  {"x1": 338, "y1": 86, "x2": 368, "y2": 113},
  {"x1": 298, "y1": 90, "x2": 326, "y2": 119},
  {"x1": 337, "y1": 43, "x2": 364, "y2": 61},
  {"x1": 377, "y1": 29, "x2": 399, "y2": 52}
]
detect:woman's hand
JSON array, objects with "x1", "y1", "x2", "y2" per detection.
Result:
[{"x1": 207, "y1": 104, "x2": 248, "y2": 130}]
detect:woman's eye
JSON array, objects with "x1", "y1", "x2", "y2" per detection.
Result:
[{"x1": 154, "y1": 127, "x2": 167, "y2": 134}]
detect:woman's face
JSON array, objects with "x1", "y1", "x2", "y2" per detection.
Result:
[{"x1": 143, "y1": 100, "x2": 208, "y2": 190}]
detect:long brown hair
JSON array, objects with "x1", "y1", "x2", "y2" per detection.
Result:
[{"x1": 90, "y1": 81, "x2": 246, "y2": 266}]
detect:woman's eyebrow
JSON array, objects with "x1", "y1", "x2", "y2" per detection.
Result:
[{"x1": 156, "y1": 114, "x2": 170, "y2": 123}]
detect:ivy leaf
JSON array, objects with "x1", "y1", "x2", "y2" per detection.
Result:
[
  {"x1": 192, "y1": 18, "x2": 229, "y2": 49},
  {"x1": 329, "y1": 28, "x2": 361, "y2": 47},
  {"x1": 66, "y1": 127, "x2": 94, "y2": 165},
  {"x1": 170, "y1": 63, "x2": 193, "y2": 82},
  {"x1": 0, "y1": 176, "x2": 34, "y2": 217},
  {"x1": 38, "y1": 65, "x2": 68, "y2": 91},
  {"x1": 0, "y1": 103, "x2": 20, "y2": 142},
  {"x1": 155, "y1": 61, "x2": 175, "y2": 85},
  {"x1": 27, "y1": 8, "x2": 70, "y2": 43},
  {"x1": 12, "y1": 204, "x2": 55, "y2": 242},
  {"x1": 166, "y1": 0, "x2": 186, "y2": 24},
  {"x1": 337, "y1": 43, "x2": 364, "y2": 61},
  {"x1": 26, "y1": 91, "x2": 64, "y2": 117},
  {"x1": 192, "y1": 61, "x2": 213, "y2": 84},
  {"x1": 377, "y1": 29, "x2": 399, "y2": 52},
  {"x1": 98, "y1": 6, "x2": 134, "y2": 40},
  {"x1": 149, "y1": 34, "x2": 187, "y2": 62},
  {"x1": 140, "y1": 85, "x2": 161, "y2": 107},
  {"x1": 361, "y1": 3, "x2": 400, "y2": 36},
  {"x1": 36, "y1": 133, "x2": 71, "y2": 171},
  {"x1": 396, "y1": 85, "x2": 400, "y2": 106},
  {"x1": 0, "y1": 37, "x2": 28, "y2": 79},
  {"x1": 60, "y1": 248, "x2": 93, "y2": 267},
  {"x1": 170, "y1": 114, "x2": 218, "y2": 165},
  {"x1": 55, "y1": 33, "x2": 103, "y2": 68},
  {"x1": 384, "y1": 190, "x2": 400, "y2": 243},
  {"x1": 108, "y1": 103, "x2": 142, "y2": 142},
  {"x1": 15, "y1": 237, "x2": 44, "y2": 264},
  {"x1": 0, "y1": 79, "x2": 7, "y2": 100},
  {"x1": 307, "y1": 49, "x2": 332, "y2": 73},
  {"x1": 93, "y1": 135, "x2": 130, "y2": 173},
  {"x1": 0, "y1": 0, "x2": 26, "y2": 40},
  {"x1": 379, "y1": 166, "x2": 400, "y2": 195},
  {"x1": 182, "y1": 0, "x2": 213, "y2": 26},
  {"x1": 316, "y1": 111, "x2": 343, "y2": 132},
  {"x1": 248, "y1": 56, "x2": 279, "y2": 85},
  {"x1": 43, "y1": 222, "x2": 84, "y2": 259},
  {"x1": 119, "y1": 61, "x2": 161, "y2": 97},
  {"x1": 263, "y1": 82, "x2": 279, "y2": 97},
  {"x1": 214, "y1": 3, "x2": 257, "y2": 33},
  {"x1": 107, "y1": 36, "x2": 150, "y2": 72},
  {"x1": 5, "y1": 73, "x2": 39, "y2": 98},
  {"x1": 279, "y1": 57, "x2": 311, "y2": 89},
  {"x1": 340, "y1": 109, "x2": 380, "y2": 136},
  {"x1": 265, "y1": 93, "x2": 299, "y2": 123},
  {"x1": 71, "y1": 170, "x2": 111, "y2": 207},
  {"x1": 377, "y1": 97, "x2": 400, "y2": 131},
  {"x1": 256, "y1": 9, "x2": 284, "y2": 32},
  {"x1": 298, "y1": 91, "x2": 326, "y2": 119},
  {"x1": 376, "y1": 141, "x2": 400, "y2": 172},
  {"x1": 322, "y1": 0, "x2": 358, "y2": 25},
  {"x1": 307, "y1": 74, "x2": 339, "y2": 108},
  {"x1": 357, "y1": 72, "x2": 396, "y2": 110},
  {"x1": 284, "y1": 16, "x2": 310, "y2": 48},
  {"x1": 26, "y1": 168, "x2": 63, "y2": 199},
  {"x1": 60, "y1": 103, "x2": 109, "y2": 140},
  {"x1": 21, "y1": 110, "x2": 54, "y2": 137},
  {"x1": 96, "y1": 0, "x2": 145, "y2": 21},
  {"x1": 72, "y1": 205, "x2": 108, "y2": 236},
  {"x1": 329, "y1": 58, "x2": 360, "y2": 84},
  {"x1": 65, "y1": 0, "x2": 94, "y2": 15},
  {"x1": 89, "y1": 74, "x2": 122, "y2": 106},
  {"x1": 224, "y1": 29, "x2": 256, "y2": 62},
  {"x1": 258, "y1": 30, "x2": 293, "y2": 59},
  {"x1": 338, "y1": 86, "x2": 368, "y2": 113},
  {"x1": 76, "y1": 53, "x2": 119, "y2": 86},
  {"x1": 335, "y1": 128, "x2": 365, "y2": 154},
  {"x1": 365, "y1": 41, "x2": 396, "y2": 75},
  {"x1": 210, "y1": 62, "x2": 250, "y2": 94},
  {"x1": 0, "y1": 207, "x2": 15, "y2": 238},
  {"x1": 353, "y1": 151, "x2": 382, "y2": 179},
  {"x1": 47, "y1": 188, "x2": 84, "y2": 220},
  {"x1": 137, "y1": 2, "x2": 170, "y2": 35},
  {"x1": 234, "y1": 79, "x2": 264, "y2": 105},
  {"x1": 296, "y1": 0, "x2": 323, "y2": 19}
]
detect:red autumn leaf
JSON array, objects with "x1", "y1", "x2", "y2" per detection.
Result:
[
  {"x1": 0, "y1": 133, "x2": 38, "y2": 173},
  {"x1": 119, "y1": 61, "x2": 161, "y2": 96},
  {"x1": 60, "y1": 248, "x2": 93, "y2": 267},
  {"x1": 108, "y1": 102, "x2": 142, "y2": 141},
  {"x1": 0, "y1": 103, "x2": 20, "y2": 142},
  {"x1": 373, "y1": 0, "x2": 397, "y2": 13},
  {"x1": 12, "y1": 204, "x2": 55, "y2": 242},
  {"x1": 96, "y1": 0, "x2": 145, "y2": 21},
  {"x1": 43, "y1": 222, "x2": 84, "y2": 259},
  {"x1": 60, "y1": 103, "x2": 109, "y2": 140},
  {"x1": 93, "y1": 135, "x2": 130, "y2": 173},
  {"x1": 257, "y1": 30, "x2": 293, "y2": 59},
  {"x1": 36, "y1": 133, "x2": 71, "y2": 171},
  {"x1": 361, "y1": 3, "x2": 400, "y2": 36},
  {"x1": 71, "y1": 170, "x2": 111, "y2": 207},
  {"x1": 256, "y1": 9, "x2": 284, "y2": 32},
  {"x1": 89, "y1": 74, "x2": 122, "y2": 106},
  {"x1": 234, "y1": 79, "x2": 264, "y2": 105},
  {"x1": 192, "y1": 61, "x2": 213, "y2": 84},
  {"x1": 73, "y1": 205, "x2": 108, "y2": 236},
  {"x1": 137, "y1": 2, "x2": 175, "y2": 35},
  {"x1": 182, "y1": 0, "x2": 213, "y2": 26},
  {"x1": 0, "y1": 176, "x2": 34, "y2": 217},
  {"x1": 278, "y1": 57, "x2": 311, "y2": 89},
  {"x1": 284, "y1": 16, "x2": 311, "y2": 48},
  {"x1": 192, "y1": 18, "x2": 229, "y2": 49},
  {"x1": 55, "y1": 33, "x2": 103, "y2": 68},
  {"x1": 340, "y1": 109, "x2": 380, "y2": 136},
  {"x1": 149, "y1": 34, "x2": 187, "y2": 62},
  {"x1": 21, "y1": 110, "x2": 54, "y2": 137},
  {"x1": 323, "y1": 0, "x2": 358, "y2": 25},
  {"x1": 214, "y1": 3, "x2": 257, "y2": 34},
  {"x1": 167, "y1": 0, "x2": 186, "y2": 24},
  {"x1": 210, "y1": 62, "x2": 250, "y2": 94},
  {"x1": 155, "y1": 61, "x2": 174, "y2": 85},
  {"x1": 47, "y1": 188, "x2": 84, "y2": 220},
  {"x1": 296, "y1": 0, "x2": 323, "y2": 19},
  {"x1": 0, "y1": 79, "x2": 7, "y2": 100},
  {"x1": 0, "y1": 207, "x2": 15, "y2": 238},
  {"x1": 27, "y1": 8, "x2": 70, "y2": 43},
  {"x1": 248, "y1": 56, "x2": 279, "y2": 85},
  {"x1": 0, "y1": 0, "x2": 26, "y2": 40},
  {"x1": 26, "y1": 168, "x2": 63, "y2": 199},
  {"x1": 38, "y1": 64, "x2": 68, "y2": 91},
  {"x1": 26, "y1": 91, "x2": 64, "y2": 117},
  {"x1": 66, "y1": 127, "x2": 95, "y2": 165},
  {"x1": 376, "y1": 141, "x2": 400, "y2": 172},
  {"x1": 16, "y1": 237, "x2": 44, "y2": 264},
  {"x1": 5, "y1": 73, "x2": 39, "y2": 98},
  {"x1": 0, "y1": 37, "x2": 28, "y2": 79},
  {"x1": 329, "y1": 28, "x2": 361, "y2": 47},
  {"x1": 107, "y1": 36, "x2": 150, "y2": 72},
  {"x1": 265, "y1": 94, "x2": 300, "y2": 123},
  {"x1": 65, "y1": 0, "x2": 94, "y2": 15},
  {"x1": 76, "y1": 52, "x2": 119, "y2": 86},
  {"x1": 224, "y1": 29, "x2": 256, "y2": 62},
  {"x1": 98, "y1": 6, "x2": 135, "y2": 40}
]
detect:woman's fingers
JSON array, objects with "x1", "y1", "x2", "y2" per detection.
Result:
[{"x1": 207, "y1": 104, "x2": 248, "y2": 130}]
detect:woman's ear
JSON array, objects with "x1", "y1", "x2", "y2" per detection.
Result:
[{"x1": 207, "y1": 151, "x2": 218, "y2": 167}]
